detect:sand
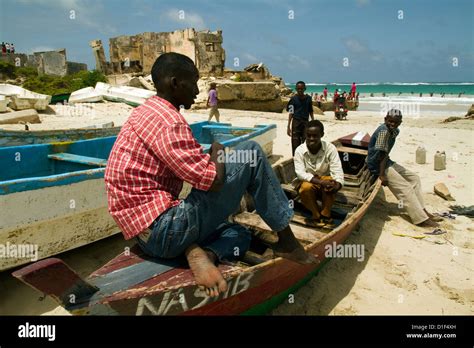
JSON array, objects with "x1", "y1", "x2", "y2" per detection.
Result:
[{"x1": 0, "y1": 102, "x2": 472, "y2": 315}]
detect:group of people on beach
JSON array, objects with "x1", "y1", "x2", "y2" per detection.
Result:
[
  {"x1": 104, "y1": 55, "x2": 442, "y2": 297},
  {"x1": 1, "y1": 42, "x2": 15, "y2": 54},
  {"x1": 286, "y1": 80, "x2": 442, "y2": 231}
]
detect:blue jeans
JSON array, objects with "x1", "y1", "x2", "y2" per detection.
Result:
[{"x1": 136, "y1": 141, "x2": 294, "y2": 262}]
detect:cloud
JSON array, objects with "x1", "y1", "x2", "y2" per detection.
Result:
[
  {"x1": 242, "y1": 53, "x2": 258, "y2": 62},
  {"x1": 164, "y1": 8, "x2": 206, "y2": 30},
  {"x1": 287, "y1": 54, "x2": 310, "y2": 69},
  {"x1": 342, "y1": 37, "x2": 384, "y2": 63},
  {"x1": 16, "y1": 0, "x2": 117, "y2": 34},
  {"x1": 356, "y1": 0, "x2": 370, "y2": 6}
]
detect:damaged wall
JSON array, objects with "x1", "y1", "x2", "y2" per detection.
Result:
[{"x1": 99, "y1": 28, "x2": 225, "y2": 76}]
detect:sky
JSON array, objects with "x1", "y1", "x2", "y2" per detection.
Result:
[{"x1": 1, "y1": 0, "x2": 473, "y2": 83}]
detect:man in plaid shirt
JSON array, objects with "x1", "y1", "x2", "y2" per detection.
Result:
[
  {"x1": 367, "y1": 109, "x2": 442, "y2": 227},
  {"x1": 105, "y1": 53, "x2": 315, "y2": 297}
]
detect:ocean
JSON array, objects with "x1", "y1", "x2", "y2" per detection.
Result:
[{"x1": 285, "y1": 82, "x2": 474, "y2": 114}]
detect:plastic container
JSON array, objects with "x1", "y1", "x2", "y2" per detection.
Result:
[
  {"x1": 416, "y1": 146, "x2": 426, "y2": 164},
  {"x1": 434, "y1": 151, "x2": 446, "y2": 171}
]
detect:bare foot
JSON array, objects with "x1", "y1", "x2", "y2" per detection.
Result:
[
  {"x1": 424, "y1": 209, "x2": 443, "y2": 222},
  {"x1": 416, "y1": 219, "x2": 440, "y2": 228},
  {"x1": 273, "y1": 226, "x2": 318, "y2": 264},
  {"x1": 185, "y1": 244, "x2": 227, "y2": 297}
]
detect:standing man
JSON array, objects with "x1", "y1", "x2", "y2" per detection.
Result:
[
  {"x1": 105, "y1": 53, "x2": 315, "y2": 298},
  {"x1": 351, "y1": 82, "x2": 357, "y2": 99},
  {"x1": 287, "y1": 81, "x2": 314, "y2": 156},
  {"x1": 367, "y1": 109, "x2": 443, "y2": 227},
  {"x1": 323, "y1": 87, "x2": 328, "y2": 101},
  {"x1": 207, "y1": 82, "x2": 220, "y2": 122}
]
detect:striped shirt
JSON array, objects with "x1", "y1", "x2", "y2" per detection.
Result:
[{"x1": 104, "y1": 96, "x2": 216, "y2": 239}]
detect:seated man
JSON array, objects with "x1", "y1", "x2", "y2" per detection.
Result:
[
  {"x1": 105, "y1": 53, "x2": 315, "y2": 298},
  {"x1": 367, "y1": 109, "x2": 442, "y2": 227},
  {"x1": 294, "y1": 120, "x2": 344, "y2": 227}
]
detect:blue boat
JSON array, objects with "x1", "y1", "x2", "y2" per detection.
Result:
[{"x1": 0, "y1": 121, "x2": 276, "y2": 271}]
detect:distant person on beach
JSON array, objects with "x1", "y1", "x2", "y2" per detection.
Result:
[
  {"x1": 5, "y1": 43, "x2": 10, "y2": 53},
  {"x1": 367, "y1": 109, "x2": 443, "y2": 228},
  {"x1": 323, "y1": 87, "x2": 328, "y2": 101},
  {"x1": 105, "y1": 53, "x2": 315, "y2": 297},
  {"x1": 1, "y1": 42, "x2": 5, "y2": 55},
  {"x1": 351, "y1": 82, "x2": 356, "y2": 99},
  {"x1": 287, "y1": 81, "x2": 314, "y2": 156},
  {"x1": 333, "y1": 89, "x2": 339, "y2": 102},
  {"x1": 10, "y1": 43, "x2": 14, "y2": 54},
  {"x1": 207, "y1": 82, "x2": 220, "y2": 122},
  {"x1": 294, "y1": 120, "x2": 344, "y2": 228}
]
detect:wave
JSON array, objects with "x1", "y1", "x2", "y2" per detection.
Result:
[{"x1": 291, "y1": 82, "x2": 474, "y2": 86}]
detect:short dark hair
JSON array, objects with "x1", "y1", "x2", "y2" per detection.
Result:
[
  {"x1": 151, "y1": 52, "x2": 197, "y2": 90},
  {"x1": 386, "y1": 108, "x2": 403, "y2": 118},
  {"x1": 296, "y1": 81, "x2": 306, "y2": 86},
  {"x1": 307, "y1": 119, "x2": 324, "y2": 133}
]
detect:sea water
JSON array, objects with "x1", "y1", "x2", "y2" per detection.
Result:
[{"x1": 286, "y1": 82, "x2": 474, "y2": 114}]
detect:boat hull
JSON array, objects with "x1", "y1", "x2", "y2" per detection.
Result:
[
  {"x1": 0, "y1": 177, "x2": 117, "y2": 271},
  {"x1": 0, "y1": 127, "x2": 122, "y2": 147}
]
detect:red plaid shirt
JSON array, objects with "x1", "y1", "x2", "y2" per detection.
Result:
[{"x1": 105, "y1": 96, "x2": 216, "y2": 239}]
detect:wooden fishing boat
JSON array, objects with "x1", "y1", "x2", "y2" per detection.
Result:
[
  {"x1": 12, "y1": 132, "x2": 380, "y2": 315},
  {"x1": 1, "y1": 121, "x2": 277, "y2": 271},
  {"x1": 0, "y1": 125, "x2": 121, "y2": 147}
]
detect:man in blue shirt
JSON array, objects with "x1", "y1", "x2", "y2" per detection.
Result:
[
  {"x1": 368, "y1": 109, "x2": 442, "y2": 227},
  {"x1": 287, "y1": 81, "x2": 314, "y2": 155}
]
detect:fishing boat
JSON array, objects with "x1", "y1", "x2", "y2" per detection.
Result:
[
  {"x1": 12, "y1": 132, "x2": 381, "y2": 315},
  {"x1": 1, "y1": 121, "x2": 277, "y2": 271},
  {"x1": 0, "y1": 124, "x2": 121, "y2": 147}
]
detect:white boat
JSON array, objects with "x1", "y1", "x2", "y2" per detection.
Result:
[
  {"x1": 68, "y1": 86, "x2": 103, "y2": 103},
  {"x1": 0, "y1": 84, "x2": 52, "y2": 111},
  {"x1": 94, "y1": 82, "x2": 155, "y2": 106}
]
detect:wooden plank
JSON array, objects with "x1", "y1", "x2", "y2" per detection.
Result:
[
  {"x1": 48, "y1": 153, "x2": 108, "y2": 167},
  {"x1": 233, "y1": 212, "x2": 325, "y2": 243},
  {"x1": 336, "y1": 145, "x2": 368, "y2": 156}
]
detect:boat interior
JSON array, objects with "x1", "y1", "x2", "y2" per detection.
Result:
[{"x1": 230, "y1": 139, "x2": 377, "y2": 267}]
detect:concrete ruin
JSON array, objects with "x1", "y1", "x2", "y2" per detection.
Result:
[
  {"x1": 0, "y1": 49, "x2": 87, "y2": 77},
  {"x1": 90, "y1": 28, "x2": 225, "y2": 77}
]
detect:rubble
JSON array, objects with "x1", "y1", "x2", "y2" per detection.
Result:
[
  {"x1": 0, "y1": 109, "x2": 40, "y2": 125},
  {"x1": 0, "y1": 84, "x2": 51, "y2": 111}
]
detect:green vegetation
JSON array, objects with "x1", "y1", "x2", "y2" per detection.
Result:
[
  {"x1": 0, "y1": 61, "x2": 106, "y2": 95},
  {"x1": 234, "y1": 73, "x2": 254, "y2": 82}
]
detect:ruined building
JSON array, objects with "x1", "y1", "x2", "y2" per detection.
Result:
[
  {"x1": 90, "y1": 28, "x2": 225, "y2": 77},
  {"x1": 0, "y1": 48, "x2": 87, "y2": 77}
]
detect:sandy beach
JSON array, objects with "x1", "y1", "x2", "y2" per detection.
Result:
[{"x1": 0, "y1": 103, "x2": 472, "y2": 316}]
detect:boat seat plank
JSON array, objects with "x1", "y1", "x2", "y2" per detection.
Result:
[
  {"x1": 233, "y1": 212, "x2": 325, "y2": 243},
  {"x1": 336, "y1": 145, "x2": 368, "y2": 156},
  {"x1": 48, "y1": 152, "x2": 108, "y2": 167}
]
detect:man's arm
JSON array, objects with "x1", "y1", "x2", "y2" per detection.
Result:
[
  {"x1": 287, "y1": 113, "x2": 293, "y2": 136},
  {"x1": 309, "y1": 97, "x2": 314, "y2": 120},
  {"x1": 378, "y1": 151, "x2": 389, "y2": 186},
  {"x1": 208, "y1": 142, "x2": 225, "y2": 192}
]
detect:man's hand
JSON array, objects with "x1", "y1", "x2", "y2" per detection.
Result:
[
  {"x1": 209, "y1": 142, "x2": 225, "y2": 192},
  {"x1": 380, "y1": 175, "x2": 389, "y2": 186},
  {"x1": 210, "y1": 141, "x2": 224, "y2": 154}
]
